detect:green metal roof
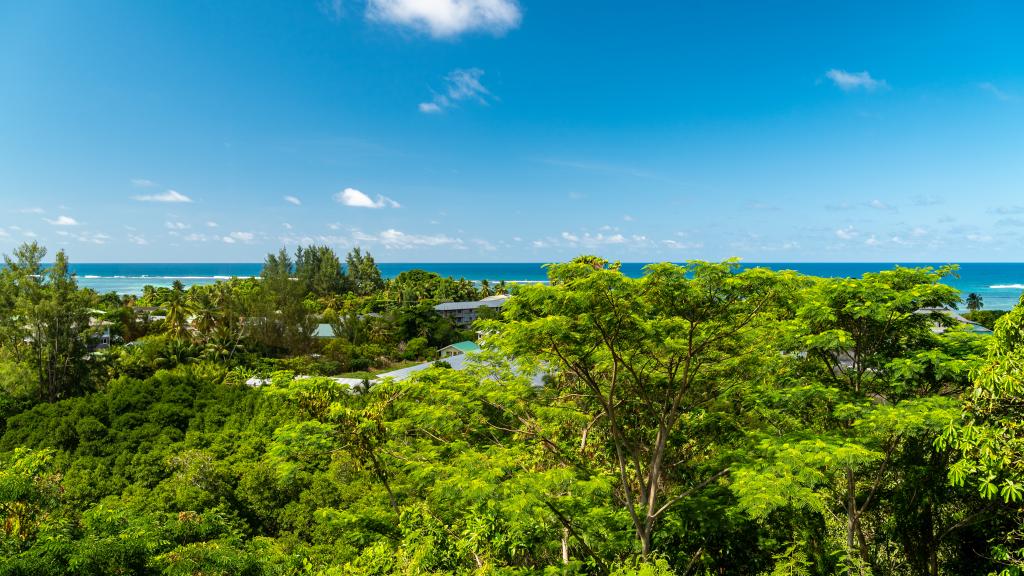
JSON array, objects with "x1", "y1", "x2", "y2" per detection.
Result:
[{"x1": 444, "y1": 341, "x2": 480, "y2": 353}]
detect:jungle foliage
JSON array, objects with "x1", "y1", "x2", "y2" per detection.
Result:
[{"x1": 2, "y1": 248, "x2": 1023, "y2": 575}]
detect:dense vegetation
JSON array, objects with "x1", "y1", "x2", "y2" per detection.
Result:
[{"x1": 2, "y1": 245, "x2": 1024, "y2": 575}]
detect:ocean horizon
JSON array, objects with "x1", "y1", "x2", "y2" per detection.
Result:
[{"x1": 60, "y1": 261, "x2": 1024, "y2": 310}]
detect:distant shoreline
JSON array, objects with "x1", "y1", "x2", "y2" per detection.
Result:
[{"x1": 50, "y1": 262, "x2": 1024, "y2": 310}]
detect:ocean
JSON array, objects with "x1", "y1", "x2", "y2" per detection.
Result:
[{"x1": 65, "y1": 262, "x2": 1024, "y2": 310}]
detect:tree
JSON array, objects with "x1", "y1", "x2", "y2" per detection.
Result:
[
  {"x1": 252, "y1": 248, "x2": 315, "y2": 354},
  {"x1": 346, "y1": 247, "x2": 384, "y2": 297},
  {"x1": 163, "y1": 280, "x2": 192, "y2": 340},
  {"x1": 941, "y1": 296, "x2": 1024, "y2": 571},
  {"x1": 965, "y1": 292, "x2": 983, "y2": 312},
  {"x1": 485, "y1": 257, "x2": 793, "y2": 557},
  {"x1": 19, "y1": 249, "x2": 93, "y2": 402},
  {"x1": 0, "y1": 242, "x2": 46, "y2": 363},
  {"x1": 296, "y1": 245, "x2": 346, "y2": 298},
  {"x1": 733, "y1": 267, "x2": 980, "y2": 575}
]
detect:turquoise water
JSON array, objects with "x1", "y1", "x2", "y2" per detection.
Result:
[{"x1": 65, "y1": 262, "x2": 1024, "y2": 310}]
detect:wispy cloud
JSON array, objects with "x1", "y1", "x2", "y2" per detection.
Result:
[
  {"x1": 826, "y1": 199, "x2": 896, "y2": 211},
  {"x1": 128, "y1": 234, "x2": 148, "y2": 245},
  {"x1": 979, "y1": 82, "x2": 1014, "y2": 101},
  {"x1": 284, "y1": 195, "x2": 302, "y2": 205},
  {"x1": 367, "y1": 0, "x2": 521, "y2": 38},
  {"x1": 318, "y1": 0, "x2": 344, "y2": 21},
  {"x1": 165, "y1": 221, "x2": 190, "y2": 230},
  {"x1": 18, "y1": 207, "x2": 45, "y2": 214},
  {"x1": 44, "y1": 215, "x2": 78, "y2": 226},
  {"x1": 825, "y1": 69, "x2": 887, "y2": 92},
  {"x1": 539, "y1": 158, "x2": 668, "y2": 182},
  {"x1": 131, "y1": 178, "x2": 157, "y2": 188},
  {"x1": 335, "y1": 187, "x2": 400, "y2": 208},
  {"x1": 419, "y1": 68, "x2": 492, "y2": 113},
  {"x1": 911, "y1": 194, "x2": 943, "y2": 207},
  {"x1": 134, "y1": 189, "x2": 193, "y2": 203},
  {"x1": 991, "y1": 205, "x2": 1024, "y2": 215}
]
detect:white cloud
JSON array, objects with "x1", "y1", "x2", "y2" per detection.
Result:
[
  {"x1": 206, "y1": 221, "x2": 219, "y2": 228},
  {"x1": 868, "y1": 199, "x2": 893, "y2": 210},
  {"x1": 134, "y1": 189, "x2": 193, "y2": 203},
  {"x1": 0, "y1": 228, "x2": 8, "y2": 237},
  {"x1": 128, "y1": 234, "x2": 148, "y2": 245},
  {"x1": 227, "y1": 231, "x2": 255, "y2": 243},
  {"x1": 558, "y1": 231, "x2": 646, "y2": 248},
  {"x1": 18, "y1": 207, "x2": 44, "y2": 214},
  {"x1": 184, "y1": 233, "x2": 209, "y2": 242},
  {"x1": 284, "y1": 195, "x2": 302, "y2": 205},
  {"x1": 835, "y1": 226, "x2": 858, "y2": 240},
  {"x1": 131, "y1": 178, "x2": 157, "y2": 188},
  {"x1": 165, "y1": 221, "x2": 190, "y2": 230},
  {"x1": 335, "y1": 187, "x2": 400, "y2": 208},
  {"x1": 825, "y1": 69, "x2": 886, "y2": 91},
  {"x1": 966, "y1": 233, "x2": 993, "y2": 243},
  {"x1": 864, "y1": 235, "x2": 880, "y2": 246},
  {"x1": 661, "y1": 239, "x2": 704, "y2": 250},
  {"x1": 222, "y1": 236, "x2": 236, "y2": 244},
  {"x1": 473, "y1": 239, "x2": 496, "y2": 251},
  {"x1": 44, "y1": 215, "x2": 78, "y2": 226},
  {"x1": 367, "y1": 0, "x2": 521, "y2": 38},
  {"x1": 354, "y1": 228, "x2": 463, "y2": 249},
  {"x1": 419, "y1": 68, "x2": 492, "y2": 113},
  {"x1": 283, "y1": 222, "x2": 293, "y2": 230},
  {"x1": 623, "y1": 214, "x2": 635, "y2": 222},
  {"x1": 418, "y1": 102, "x2": 443, "y2": 114}
]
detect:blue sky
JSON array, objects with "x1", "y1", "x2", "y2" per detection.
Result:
[{"x1": 2, "y1": 1, "x2": 1023, "y2": 263}]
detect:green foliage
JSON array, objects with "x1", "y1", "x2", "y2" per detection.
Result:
[{"x1": 0, "y1": 252, "x2": 1019, "y2": 576}]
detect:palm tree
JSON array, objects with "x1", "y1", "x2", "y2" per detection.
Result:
[
  {"x1": 189, "y1": 289, "x2": 218, "y2": 340},
  {"x1": 164, "y1": 280, "x2": 192, "y2": 340},
  {"x1": 966, "y1": 292, "x2": 984, "y2": 312}
]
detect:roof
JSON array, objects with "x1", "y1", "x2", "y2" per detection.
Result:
[
  {"x1": 434, "y1": 295, "x2": 509, "y2": 312},
  {"x1": 313, "y1": 323, "x2": 336, "y2": 338},
  {"x1": 375, "y1": 351, "x2": 547, "y2": 387},
  {"x1": 440, "y1": 341, "x2": 480, "y2": 353}
]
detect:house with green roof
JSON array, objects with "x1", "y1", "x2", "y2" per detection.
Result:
[{"x1": 437, "y1": 340, "x2": 480, "y2": 358}]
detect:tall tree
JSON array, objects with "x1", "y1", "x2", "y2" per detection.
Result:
[
  {"x1": 20, "y1": 250, "x2": 92, "y2": 402},
  {"x1": 0, "y1": 242, "x2": 46, "y2": 363},
  {"x1": 346, "y1": 247, "x2": 384, "y2": 297},
  {"x1": 296, "y1": 245, "x2": 346, "y2": 298},
  {"x1": 486, "y1": 257, "x2": 792, "y2": 556},
  {"x1": 733, "y1": 267, "x2": 980, "y2": 575},
  {"x1": 163, "y1": 280, "x2": 191, "y2": 340},
  {"x1": 252, "y1": 248, "x2": 315, "y2": 353}
]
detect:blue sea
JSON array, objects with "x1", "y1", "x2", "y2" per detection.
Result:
[{"x1": 66, "y1": 262, "x2": 1024, "y2": 310}]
